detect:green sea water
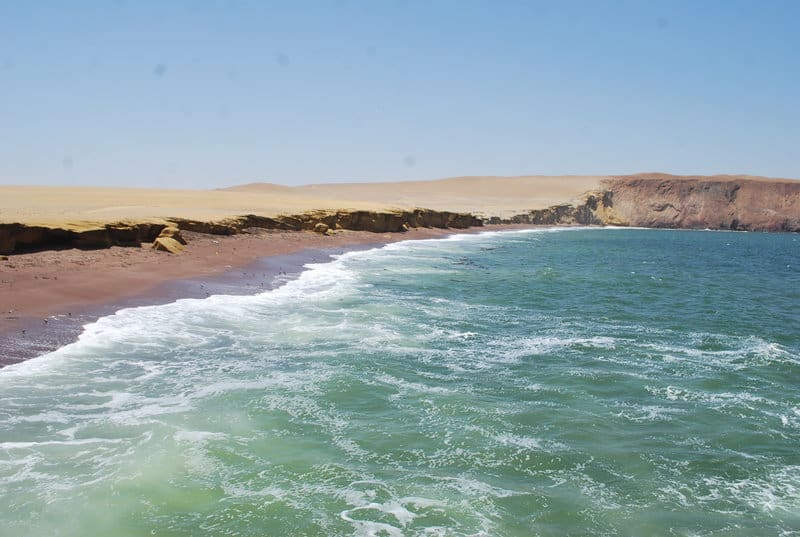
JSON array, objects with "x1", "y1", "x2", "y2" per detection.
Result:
[{"x1": 1, "y1": 228, "x2": 799, "y2": 536}]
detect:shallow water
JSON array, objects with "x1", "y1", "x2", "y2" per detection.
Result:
[{"x1": 1, "y1": 228, "x2": 799, "y2": 536}]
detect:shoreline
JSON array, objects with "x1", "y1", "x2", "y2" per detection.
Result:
[{"x1": 0, "y1": 224, "x2": 530, "y2": 366}]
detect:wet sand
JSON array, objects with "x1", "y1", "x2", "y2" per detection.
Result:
[
  {"x1": 1, "y1": 173, "x2": 606, "y2": 366},
  {"x1": 0, "y1": 225, "x2": 529, "y2": 366}
]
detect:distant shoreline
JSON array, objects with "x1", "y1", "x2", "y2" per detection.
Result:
[{"x1": 2, "y1": 174, "x2": 798, "y2": 258}]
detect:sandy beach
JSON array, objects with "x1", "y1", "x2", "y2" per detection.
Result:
[
  {"x1": 1, "y1": 175, "x2": 609, "y2": 363},
  {"x1": 2, "y1": 225, "x2": 514, "y2": 365}
]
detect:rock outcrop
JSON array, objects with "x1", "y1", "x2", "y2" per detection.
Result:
[
  {"x1": 0, "y1": 222, "x2": 165, "y2": 255},
  {"x1": 152, "y1": 237, "x2": 185, "y2": 254},
  {"x1": 490, "y1": 175, "x2": 800, "y2": 232},
  {"x1": 490, "y1": 191, "x2": 626, "y2": 227},
  {"x1": 166, "y1": 209, "x2": 481, "y2": 236},
  {"x1": 601, "y1": 175, "x2": 800, "y2": 231},
  {"x1": 157, "y1": 225, "x2": 187, "y2": 245},
  {"x1": 0, "y1": 209, "x2": 482, "y2": 255}
]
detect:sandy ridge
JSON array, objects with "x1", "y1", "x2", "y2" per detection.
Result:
[{"x1": 0, "y1": 175, "x2": 608, "y2": 228}]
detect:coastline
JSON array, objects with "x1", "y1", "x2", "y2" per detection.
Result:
[
  {"x1": 3, "y1": 171, "x2": 798, "y2": 367},
  {"x1": 0, "y1": 224, "x2": 530, "y2": 366}
]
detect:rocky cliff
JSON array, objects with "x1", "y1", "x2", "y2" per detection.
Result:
[
  {"x1": 0, "y1": 209, "x2": 481, "y2": 255},
  {"x1": 496, "y1": 174, "x2": 800, "y2": 232},
  {"x1": 488, "y1": 191, "x2": 627, "y2": 227},
  {"x1": 0, "y1": 222, "x2": 166, "y2": 256},
  {"x1": 602, "y1": 175, "x2": 800, "y2": 231}
]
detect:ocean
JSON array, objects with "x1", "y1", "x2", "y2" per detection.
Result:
[{"x1": 1, "y1": 228, "x2": 799, "y2": 536}]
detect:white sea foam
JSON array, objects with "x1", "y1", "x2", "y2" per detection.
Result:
[
  {"x1": 612, "y1": 402, "x2": 686, "y2": 422},
  {"x1": 639, "y1": 334, "x2": 798, "y2": 372},
  {"x1": 472, "y1": 334, "x2": 619, "y2": 367},
  {"x1": 373, "y1": 374, "x2": 462, "y2": 397},
  {"x1": 694, "y1": 466, "x2": 800, "y2": 514},
  {"x1": 492, "y1": 432, "x2": 543, "y2": 450},
  {"x1": 173, "y1": 429, "x2": 229, "y2": 444},
  {"x1": 0, "y1": 437, "x2": 125, "y2": 450},
  {"x1": 1, "y1": 243, "x2": 376, "y2": 378},
  {"x1": 1, "y1": 227, "x2": 798, "y2": 536},
  {"x1": 647, "y1": 385, "x2": 775, "y2": 408}
]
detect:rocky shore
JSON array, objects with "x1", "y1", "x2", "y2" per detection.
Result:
[{"x1": 0, "y1": 209, "x2": 482, "y2": 256}]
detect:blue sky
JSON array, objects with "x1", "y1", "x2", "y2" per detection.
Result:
[{"x1": 1, "y1": 0, "x2": 798, "y2": 188}]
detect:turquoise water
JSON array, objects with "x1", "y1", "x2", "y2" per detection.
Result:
[{"x1": 1, "y1": 228, "x2": 799, "y2": 536}]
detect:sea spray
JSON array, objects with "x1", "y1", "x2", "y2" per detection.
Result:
[{"x1": 1, "y1": 228, "x2": 799, "y2": 536}]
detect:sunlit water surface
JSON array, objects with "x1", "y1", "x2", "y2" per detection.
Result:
[{"x1": 1, "y1": 228, "x2": 799, "y2": 536}]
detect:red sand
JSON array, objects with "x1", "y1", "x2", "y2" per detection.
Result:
[
  {"x1": 0, "y1": 228, "x2": 475, "y2": 338},
  {"x1": 1, "y1": 225, "x2": 544, "y2": 366}
]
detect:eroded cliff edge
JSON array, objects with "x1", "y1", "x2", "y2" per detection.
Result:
[
  {"x1": 604, "y1": 174, "x2": 800, "y2": 231},
  {"x1": 0, "y1": 209, "x2": 481, "y2": 255},
  {"x1": 499, "y1": 174, "x2": 800, "y2": 232},
  {"x1": 1, "y1": 174, "x2": 798, "y2": 255}
]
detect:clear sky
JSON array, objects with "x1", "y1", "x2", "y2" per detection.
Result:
[{"x1": 1, "y1": 0, "x2": 798, "y2": 188}]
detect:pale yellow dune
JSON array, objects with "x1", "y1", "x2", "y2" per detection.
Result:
[{"x1": 0, "y1": 175, "x2": 608, "y2": 228}]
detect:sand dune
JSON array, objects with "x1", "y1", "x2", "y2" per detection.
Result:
[
  {"x1": 0, "y1": 175, "x2": 607, "y2": 228},
  {"x1": 2, "y1": 173, "x2": 797, "y2": 234},
  {"x1": 225, "y1": 175, "x2": 608, "y2": 218}
]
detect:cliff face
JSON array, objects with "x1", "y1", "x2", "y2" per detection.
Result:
[
  {"x1": 496, "y1": 175, "x2": 800, "y2": 232},
  {"x1": 0, "y1": 223, "x2": 166, "y2": 256},
  {"x1": 603, "y1": 175, "x2": 800, "y2": 232},
  {"x1": 0, "y1": 209, "x2": 482, "y2": 255},
  {"x1": 488, "y1": 191, "x2": 625, "y2": 227}
]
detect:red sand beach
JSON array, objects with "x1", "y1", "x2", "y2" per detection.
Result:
[{"x1": 0, "y1": 226, "x2": 526, "y2": 365}]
